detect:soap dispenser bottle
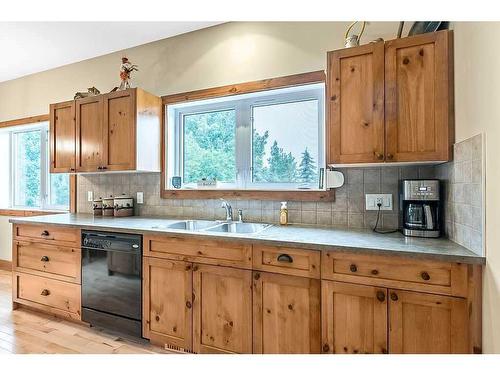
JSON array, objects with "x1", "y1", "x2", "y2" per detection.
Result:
[{"x1": 279, "y1": 201, "x2": 288, "y2": 225}]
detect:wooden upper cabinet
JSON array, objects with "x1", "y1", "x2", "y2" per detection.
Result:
[
  {"x1": 328, "y1": 42, "x2": 385, "y2": 164},
  {"x1": 327, "y1": 30, "x2": 453, "y2": 165},
  {"x1": 253, "y1": 272, "x2": 321, "y2": 354},
  {"x1": 51, "y1": 88, "x2": 161, "y2": 173},
  {"x1": 143, "y1": 257, "x2": 193, "y2": 352},
  {"x1": 75, "y1": 95, "x2": 106, "y2": 172},
  {"x1": 385, "y1": 30, "x2": 453, "y2": 162},
  {"x1": 49, "y1": 101, "x2": 76, "y2": 173},
  {"x1": 103, "y1": 90, "x2": 136, "y2": 171},
  {"x1": 192, "y1": 264, "x2": 252, "y2": 354},
  {"x1": 322, "y1": 281, "x2": 387, "y2": 354},
  {"x1": 388, "y1": 289, "x2": 468, "y2": 354}
]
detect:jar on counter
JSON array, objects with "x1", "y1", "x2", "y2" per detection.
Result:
[
  {"x1": 113, "y1": 194, "x2": 134, "y2": 217},
  {"x1": 92, "y1": 198, "x2": 103, "y2": 216},
  {"x1": 102, "y1": 196, "x2": 114, "y2": 217}
]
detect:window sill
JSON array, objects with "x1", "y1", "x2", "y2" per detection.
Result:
[
  {"x1": 160, "y1": 189, "x2": 335, "y2": 201},
  {"x1": 0, "y1": 208, "x2": 68, "y2": 217}
]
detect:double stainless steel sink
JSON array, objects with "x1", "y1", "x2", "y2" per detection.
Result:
[{"x1": 151, "y1": 220, "x2": 271, "y2": 234}]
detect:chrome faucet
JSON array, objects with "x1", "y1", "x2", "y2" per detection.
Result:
[{"x1": 220, "y1": 199, "x2": 233, "y2": 221}]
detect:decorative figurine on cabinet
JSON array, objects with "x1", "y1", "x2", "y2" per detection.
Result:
[{"x1": 117, "y1": 57, "x2": 139, "y2": 90}]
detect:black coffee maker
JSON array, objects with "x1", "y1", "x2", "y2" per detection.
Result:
[{"x1": 400, "y1": 179, "x2": 441, "y2": 238}]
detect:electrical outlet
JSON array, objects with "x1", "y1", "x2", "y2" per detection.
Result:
[
  {"x1": 136, "y1": 192, "x2": 144, "y2": 204},
  {"x1": 365, "y1": 194, "x2": 393, "y2": 211},
  {"x1": 87, "y1": 191, "x2": 93, "y2": 202}
]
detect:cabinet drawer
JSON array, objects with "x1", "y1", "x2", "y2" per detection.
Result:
[
  {"x1": 322, "y1": 251, "x2": 468, "y2": 297},
  {"x1": 13, "y1": 241, "x2": 81, "y2": 283},
  {"x1": 14, "y1": 224, "x2": 79, "y2": 246},
  {"x1": 253, "y1": 245, "x2": 320, "y2": 278},
  {"x1": 13, "y1": 272, "x2": 81, "y2": 320},
  {"x1": 144, "y1": 235, "x2": 252, "y2": 269}
]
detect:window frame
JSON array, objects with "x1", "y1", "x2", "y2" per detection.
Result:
[
  {"x1": 0, "y1": 118, "x2": 71, "y2": 212},
  {"x1": 161, "y1": 71, "x2": 333, "y2": 201}
]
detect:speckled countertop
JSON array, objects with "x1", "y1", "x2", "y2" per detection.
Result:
[{"x1": 9, "y1": 213, "x2": 485, "y2": 264}]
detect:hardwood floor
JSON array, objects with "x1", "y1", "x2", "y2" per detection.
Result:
[{"x1": 0, "y1": 269, "x2": 167, "y2": 354}]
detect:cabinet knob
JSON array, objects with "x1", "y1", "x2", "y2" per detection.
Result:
[
  {"x1": 277, "y1": 254, "x2": 293, "y2": 263},
  {"x1": 155, "y1": 315, "x2": 160, "y2": 322},
  {"x1": 41, "y1": 230, "x2": 50, "y2": 237},
  {"x1": 70, "y1": 168, "x2": 75, "y2": 172},
  {"x1": 322, "y1": 343, "x2": 330, "y2": 353},
  {"x1": 97, "y1": 166, "x2": 102, "y2": 170},
  {"x1": 185, "y1": 301, "x2": 192, "y2": 309},
  {"x1": 40, "y1": 256, "x2": 49, "y2": 262},
  {"x1": 376, "y1": 291, "x2": 385, "y2": 302},
  {"x1": 375, "y1": 152, "x2": 384, "y2": 160},
  {"x1": 421, "y1": 271, "x2": 430, "y2": 281},
  {"x1": 101, "y1": 166, "x2": 107, "y2": 170},
  {"x1": 387, "y1": 153, "x2": 394, "y2": 160},
  {"x1": 371, "y1": 269, "x2": 379, "y2": 275},
  {"x1": 390, "y1": 292, "x2": 398, "y2": 301},
  {"x1": 41, "y1": 289, "x2": 50, "y2": 296},
  {"x1": 349, "y1": 264, "x2": 357, "y2": 273},
  {"x1": 192, "y1": 265, "x2": 199, "y2": 272},
  {"x1": 254, "y1": 273, "x2": 260, "y2": 280}
]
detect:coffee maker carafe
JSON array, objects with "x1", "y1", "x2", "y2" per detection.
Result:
[{"x1": 400, "y1": 180, "x2": 441, "y2": 238}]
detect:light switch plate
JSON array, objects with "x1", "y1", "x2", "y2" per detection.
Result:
[
  {"x1": 365, "y1": 194, "x2": 393, "y2": 211},
  {"x1": 137, "y1": 192, "x2": 144, "y2": 204},
  {"x1": 87, "y1": 191, "x2": 93, "y2": 202}
]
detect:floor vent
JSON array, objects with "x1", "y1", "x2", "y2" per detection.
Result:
[{"x1": 164, "y1": 343, "x2": 195, "y2": 354}]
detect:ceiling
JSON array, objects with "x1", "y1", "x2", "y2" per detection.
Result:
[{"x1": 0, "y1": 22, "x2": 222, "y2": 83}]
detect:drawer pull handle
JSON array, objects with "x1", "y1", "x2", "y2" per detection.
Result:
[
  {"x1": 371, "y1": 269, "x2": 379, "y2": 275},
  {"x1": 41, "y1": 289, "x2": 50, "y2": 296},
  {"x1": 41, "y1": 230, "x2": 50, "y2": 237},
  {"x1": 349, "y1": 264, "x2": 357, "y2": 273},
  {"x1": 322, "y1": 343, "x2": 330, "y2": 352},
  {"x1": 40, "y1": 256, "x2": 49, "y2": 262},
  {"x1": 277, "y1": 254, "x2": 293, "y2": 263},
  {"x1": 390, "y1": 292, "x2": 398, "y2": 301},
  {"x1": 376, "y1": 291, "x2": 385, "y2": 302},
  {"x1": 421, "y1": 271, "x2": 430, "y2": 281}
]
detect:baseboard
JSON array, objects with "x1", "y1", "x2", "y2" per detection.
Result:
[{"x1": 0, "y1": 259, "x2": 12, "y2": 271}]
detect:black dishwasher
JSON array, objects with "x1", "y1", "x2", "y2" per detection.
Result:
[{"x1": 81, "y1": 230, "x2": 142, "y2": 338}]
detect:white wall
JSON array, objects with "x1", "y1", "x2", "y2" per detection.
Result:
[
  {"x1": 0, "y1": 21, "x2": 498, "y2": 352},
  {"x1": 454, "y1": 22, "x2": 500, "y2": 353}
]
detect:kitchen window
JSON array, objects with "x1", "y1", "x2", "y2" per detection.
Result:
[
  {"x1": 0, "y1": 122, "x2": 70, "y2": 210},
  {"x1": 165, "y1": 82, "x2": 325, "y2": 191}
]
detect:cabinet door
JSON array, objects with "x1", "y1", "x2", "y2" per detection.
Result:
[
  {"x1": 253, "y1": 271, "x2": 321, "y2": 354},
  {"x1": 385, "y1": 30, "x2": 453, "y2": 162},
  {"x1": 322, "y1": 281, "x2": 387, "y2": 354},
  {"x1": 103, "y1": 89, "x2": 136, "y2": 171},
  {"x1": 75, "y1": 96, "x2": 106, "y2": 172},
  {"x1": 143, "y1": 257, "x2": 193, "y2": 352},
  {"x1": 327, "y1": 42, "x2": 385, "y2": 164},
  {"x1": 388, "y1": 289, "x2": 468, "y2": 353},
  {"x1": 192, "y1": 264, "x2": 252, "y2": 353},
  {"x1": 49, "y1": 101, "x2": 76, "y2": 173}
]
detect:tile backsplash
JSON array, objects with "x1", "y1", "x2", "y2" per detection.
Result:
[{"x1": 77, "y1": 134, "x2": 484, "y2": 255}]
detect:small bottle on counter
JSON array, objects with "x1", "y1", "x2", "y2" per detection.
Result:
[{"x1": 279, "y1": 201, "x2": 288, "y2": 225}]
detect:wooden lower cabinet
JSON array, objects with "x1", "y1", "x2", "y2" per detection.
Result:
[
  {"x1": 322, "y1": 281, "x2": 388, "y2": 354},
  {"x1": 388, "y1": 289, "x2": 468, "y2": 354},
  {"x1": 253, "y1": 271, "x2": 321, "y2": 354},
  {"x1": 143, "y1": 257, "x2": 193, "y2": 352},
  {"x1": 192, "y1": 264, "x2": 252, "y2": 353}
]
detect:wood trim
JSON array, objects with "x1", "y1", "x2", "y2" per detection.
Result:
[
  {"x1": 161, "y1": 189, "x2": 335, "y2": 201},
  {"x1": 161, "y1": 71, "x2": 331, "y2": 200},
  {"x1": 0, "y1": 114, "x2": 49, "y2": 129},
  {"x1": 0, "y1": 259, "x2": 12, "y2": 271},
  {"x1": 69, "y1": 175, "x2": 77, "y2": 213},
  {"x1": 162, "y1": 71, "x2": 326, "y2": 105},
  {"x1": 0, "y1": 209, "x2": 66, "y2": 217}
]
